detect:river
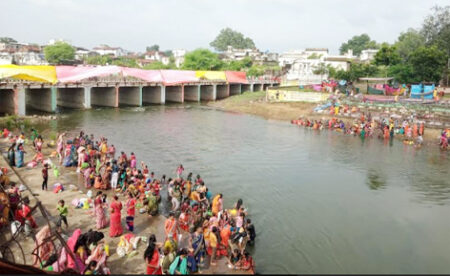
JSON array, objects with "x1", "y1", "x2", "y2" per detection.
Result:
[{"x1": 40, "y1": 104, "x2": 450, "y2": 274}]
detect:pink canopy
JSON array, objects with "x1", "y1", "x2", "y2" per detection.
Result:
[
  {"x1": 160, "y1": 70, "x2": 198, "y2": 85},
  {"x1": 56, "y1": 66, "x2": 122, "y2": 83},
  {"x1": 121, "y1": 67, "x2": 163, "y2": 83},
  {"x1": 225, "y1": 71, "x2": 248, "y2": 84}
]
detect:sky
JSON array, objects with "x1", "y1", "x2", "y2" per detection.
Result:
[{"x1": 1, "y1": 0, "x2": 448, "y2": 54}]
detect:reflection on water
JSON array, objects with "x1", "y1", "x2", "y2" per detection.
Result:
[
  {"x1": 366, "y1": 169, "x2": 387, "y2": 190},
  {"x1": 41, "y1": 105, "x2": 450, "y2": 273}
]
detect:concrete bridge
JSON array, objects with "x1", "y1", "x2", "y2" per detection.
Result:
[{"x1": 0, "y1": 80, "x2": 279, "y2": 115}]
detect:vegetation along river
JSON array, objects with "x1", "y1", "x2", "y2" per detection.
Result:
[{"x1": 36, "y1": 104, "x2": 450, "y2": 274}]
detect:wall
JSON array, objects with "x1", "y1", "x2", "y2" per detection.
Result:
[
  {"x1": 165, "y1": 86, "x2": 183, "y2": 103},
  {"x1": 200, "y1": 85, "x2": 215, "y2": 101},
  {"x1": 57, "y1": 88, "x2": 86, "y2": 109},
  {"x1": 119, "y1": 87, "x2": 142, "y2": 106},
  {"x1": 0, "y1": 89, "x2": 15, "y2": 115},
  {"x1": 142, "y1": 86, "x2": 164, "y2": 104},
  {"x1": 91, "y1": 87, "x2": 117, "y2": 107},
  {"x1": 267, "y1": 89, "x2": 329, "y2": 102},
  {"x1": 25, "y1": 88, "x2": 56, "y2": 113},
  {"x1": 184, "y1": 85, "x2": 200, "y2": 102},
  {"x1": 216, "y1": 84, "x2": 229, "y2": 99}
]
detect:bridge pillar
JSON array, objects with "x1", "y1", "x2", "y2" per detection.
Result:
[
  {"x1": 184, "y1": 85, "x2": 200, "y2": 102},
  {"x1": 0, "y1": 89, "x2": 16, "y2": 115},
  {"x1": 84, "y1": 87, "x2": 91, "y2": 109},
  {"x1": 241, "y1": 84, "x2": 251, "y2": 93},
  {"x1": 91, "y1": 87, "x2": 117, "y2": 107},
  {"x1": 143, "y1": 85, "x2": 165, "y2": 104},
  {"x1": 13, "y1": 87, "x2": 26, "y2": 116},
  {"x1": 200, "y1": 84, "x2": 216, "y2": 101},
  {"x1": 25, "y1": 87, "x2": 56, "y2": 113},
  {"x1": 216, "y1": 84, "x2": 228, "y2": 99},
  {"x1": 57, "y1": 87, "x2": 88, "y2": 109},
  {"x1": 165, "y1": 85, "x2": 184, "y2": 103},
  {"x1": 119, "y1": 86, "x2": 142, "y2": 107},
  {"x1": 253, "y1": 83, "x2": 263, "y2": 91},
  {"x1": 230, "y1": 84, "x2": 241, "y2": 96}
]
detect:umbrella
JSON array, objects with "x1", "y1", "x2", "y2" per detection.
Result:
[{"x1": 77, "y1": 146, "x2": 86, "y2": 154}]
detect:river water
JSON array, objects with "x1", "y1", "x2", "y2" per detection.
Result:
[{"x1": 45, "y1": 104, "x2": 450, "y2": 274}]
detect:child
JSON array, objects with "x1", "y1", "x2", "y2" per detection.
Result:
[
  {"x1": 56, "y1": 199, "x2": 68, "y2": 232},
  {"x1": 42, "y1": 164, "x2": 49, "y2": 191},
  {"x1": 84, "y1": 260, "x2": 98, "y2": 275}
]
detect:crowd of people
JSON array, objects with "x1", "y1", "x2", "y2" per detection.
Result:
[
  {"x1": 1, "y1": 128, "x2": 257, "y2": 274},
  {"x1": 291, "y1": 112, "x2": 450, "y2": 149}
]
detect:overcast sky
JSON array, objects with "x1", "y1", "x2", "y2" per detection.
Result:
[{"x1": 1, "y1": 0, "x2": 447, "y2": 54}]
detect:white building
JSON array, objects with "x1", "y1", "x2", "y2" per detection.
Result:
[
  {"x1": 173, "y1": 49, "x2": 186, "y2": 68},
  {"x1": 279, "y1": 48, "x2": 358, "y2": 84},
  {"x1": 13, "y1": 51, "x2": 47, "y2": 65},
  {"x1": 144, "y1": 51, "x2": 170, "y2": 65},
  {"x1": 360, "y1": 49, "x2": 379, "y2": 63},
  {"x1": 0, "y1": 52, "x2": 13, "y2": 65},
  {"x1": 92, "y1": 44, "x2": 127, "y2": 57}
]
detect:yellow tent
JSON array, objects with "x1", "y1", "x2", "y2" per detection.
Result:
[
  {"x1": 0, "y1": 65, "x2": 57, "y2": 84},
  {"x1": 195, "y1": 71, "x2": 226, "y2": 81}
]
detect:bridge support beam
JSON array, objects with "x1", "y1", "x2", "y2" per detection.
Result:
[
  {"x1": 165, "y1": 85, "x2": 184, "y2": 103},
  {"x1": 57, "y1": 87, "x2": 88, "y2": 109},
  {"x1": 184, "y1": 85, "x2": 200, "y2": 102},
  {"x1": 216, "y1": 84, "x2": 229, "y2": 99},
  {"x1": 142, "y1": 85, "x2": 165, "y2": 104},
  {"x1": 25, "y1": 87, "x2": 56, "y2": 113},
  {"x1": 200, "y1": 85, "x2": 216, "y2": 101},
  {"x1": 230, "y1": 84, "x2": 241, "y2": 96},
  {"x1": 91, "y1": 87, "x2": 118, "y2": 107},
  {"x1": 119, "y1": 86, "x2": 142, "y2": 106},
  {"x1": 0, "y1": 89, "x2": 16, "y2": 115}
]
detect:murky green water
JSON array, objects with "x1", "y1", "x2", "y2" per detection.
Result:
[{"x1": 45, "y1": 104, "x2": 450, "y2": 274}]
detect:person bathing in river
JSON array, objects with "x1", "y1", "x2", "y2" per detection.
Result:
[{"x1": 176, "y1": 164, "x2": 184, "y2": 178}]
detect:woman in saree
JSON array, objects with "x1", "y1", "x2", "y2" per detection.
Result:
[
  {"x1": 33, "y1": 225, "x2": 54, "y2": 268},
  {"x1": 109, "y1": 195, "x2": 123, "y2": 237},
  {"x1": 7, "y1": 142, "x2": 16, "y2": 167},
  {"x1": 16, "y1": 143, "x2": 26, "y2": 168},
  {"x1": 56, "y1": 133, "x2": 65, "y2": 165},
  {"x1": 211, "y1": 194, "x2": 223, "y2": 216},
  {"x1": 35, "y1": 135, "x2": 44, "y2": 152},
  {"x1": 101, "y1": 164, "x2": 112, "y2": 190},
  {"x1": 144, "y1": 234, "x2": 162, "y2": 275},
  {"x1": 7, "y1": 183, "x2": 20, "y2": 220},
  {"x1": 94, "y1": 191, "x2": 108, "y2": 230},
  {"x1": 125, "y1": 192, "x2": 136, "y2": 232},
  {"x1": 189, "y1": 226, "x2": 206, "y2": 267}
]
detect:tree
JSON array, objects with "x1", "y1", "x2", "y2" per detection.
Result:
[
  {"x1": 111, "y1": 57, "x2": 139, "y2": 68},
  {"x1": 146, "y1": 45, "x2": 160, "y2": 52},
  {"x1": 85, "y1": 55, "x2": 112, "y2": 65},
  {"x1": 210, "y1": 28, "x2": 256, "y2": 51},
  {"x1": 409, "y1": 45, "x2": 447, "y2": 83},
  {"x1": 387, "y1": 63, "x2": 415, "y2": 83},
  {"x1": 394, "y1": 28, "x2": 425, "y2": 61},
  {"x1": 43, "y1": 42, "x2": 75, "y2": 64},
  {"x1": 373, "y1": 43, "x2": 401, "y2": 66},
  {"x1": 421, "y1": 5, "x2": 450, "y2": 52},
  {"x1": 223, "y1": 57, "x2": 253, "y2": 71},
  {"x1": 163, "y1": 50, "x2": 173, "y2": 57},
  {"x1": 181, "y1": 49, "x2": 224, "y2": 70},
  {"x1": 0, "y1": 37, "x2": 17, "y2": 44},
  {"x1": 339, "y1": 34, "x2": 378, "y2": 56}
]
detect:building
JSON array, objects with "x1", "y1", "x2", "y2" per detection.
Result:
[
  {"x1": 278, "y1": 48, "x2": 358, "y2": 84},
  {"x1": 360, "y1": 49, "x2": 379, "y2": 63},
  {"x1": 0, "y1": 52, "x2": 13, "y2": 65},
  {"x1": 92, "y1": 44, "x2": 127, "y2": 57},
  {"x1": 144, "y1": 51, "x2": 170, "y2": 65},
  {"x1": 173, "y1": 49, "x2": 186, "y2": 68}
]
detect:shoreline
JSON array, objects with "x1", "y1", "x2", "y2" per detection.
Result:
[
  {"x1": 207, "y1": 92, "x2": 446, "y2": 147},
  {"x1": 0, "y1": 129, "x2": 252, "y2": 274}
]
